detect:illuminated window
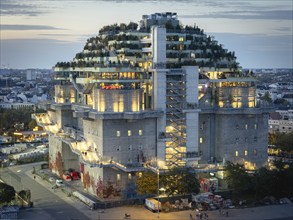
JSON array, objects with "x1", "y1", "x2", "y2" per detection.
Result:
[
  {"x1": 179, "y1": 37, "x2": 184, "y2": 42},
  {"x1": 245, "y1": 124, "x2": 248, "y2": 130},
  {"x1": 235, "y1": 151, "x2": 239, "y2": 157},
  {"x1": 254, "y1": 124, "x2": 257, "y2": 129},
  {"x1": 244, "y1": 150, "x2": 248, "y2": 156},
  {"x1": 128, "y1": 130, "x2": 131, "y2": 136},
  {"x1": 199, "y1": 137, "x2": 203, "y2": 144},
  {"x1": 117, "y1": 174, "x2": 121, "y2": 181},
  {"x1": 138, "y1": 172, "x2": 142, "y2": 177},
  {"x1": 139, "y1": 130, "x2": 143, "y2": 136},
  {"x1": 116, "y1": 131, "x2": 120, "y2": 137},
  {"x1": 128, "y1": 173, "x2": 132, "y2": 180}
]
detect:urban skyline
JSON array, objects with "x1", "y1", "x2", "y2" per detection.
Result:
[{"x1": 1, "y1": 0, "x2": 292, "y2": 69}]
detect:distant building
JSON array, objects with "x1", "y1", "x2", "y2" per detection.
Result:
[
  {"x1": 0, "y1": 136, "x2": 12, "y2": 143},
  {"x1": 26, "y1": 69, "x2": 38, "y2": 81},
  {"x1": 0, "y1": 143, "x2": 27, "y2": 154},
  {"x1": 269, "y1": 110, "x2": 293, "y2": 133},
  {"x1": 0, "y1": 102, "x2": 35, "y2": 109}
]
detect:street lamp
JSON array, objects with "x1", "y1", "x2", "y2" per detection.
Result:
[
  {"x1": 157, "y1": 169, "x2": 160, "y2": 218},
  {"x1": 157, "y1": 168, "x2": 166, "y2": 218}
]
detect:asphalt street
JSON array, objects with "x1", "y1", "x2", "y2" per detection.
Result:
[{"x1": 1, "y1": 162, "x2": 90, "y2": 220}]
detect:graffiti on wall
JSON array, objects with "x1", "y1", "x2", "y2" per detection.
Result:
[{"x1": 55, "y1": 151, "x2": 64, "y2": 178}]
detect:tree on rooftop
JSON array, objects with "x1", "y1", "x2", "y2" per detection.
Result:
[{"x1": 127, "y1": 22, "x2": 138, "y2": 31}]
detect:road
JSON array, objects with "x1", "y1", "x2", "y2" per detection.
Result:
[{"x1": 1, "y1": 162, "x2": 90, "y2": 220}]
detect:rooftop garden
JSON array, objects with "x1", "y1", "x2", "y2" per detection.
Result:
[{"x1": 55, "y1": 16, "x2": 239, "y2": 71}]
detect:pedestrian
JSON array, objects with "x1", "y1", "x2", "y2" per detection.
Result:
[
  {"x1": 206, "y1": 214, "x2": 208, "y2": 218},
  {"x1": 226, "y1": 211, "x2": 229, "y2": 217},
  {"x1": 190, "y1": 213, "x2": 193, "y2": 220},
  {"x1": 34, "y1": 175, "x2": 36, "y2": 180}
]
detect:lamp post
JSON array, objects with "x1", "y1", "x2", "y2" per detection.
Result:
[{"x1": 157, "y1": 169, "x2": 160, "y2": 218}]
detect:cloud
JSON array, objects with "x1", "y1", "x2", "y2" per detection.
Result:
[
  {"x1": 1, "y1": 24, "x2": 66, "y2": 31},
  {"x1": 0, "y1": 0, "x2": 48, "y2": 16},
  {"x1": 181, "y1": 10, "x2": 293, "y2": 20},
  {"x1": 274, "y1": 27, "x2": 292, "y2": 32}
]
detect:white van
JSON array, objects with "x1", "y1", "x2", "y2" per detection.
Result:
[{"x1": 145, "y1": 198, "x2": 161, "y2": 212}]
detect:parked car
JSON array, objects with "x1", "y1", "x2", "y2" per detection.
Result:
[
  {"x1": 62, "y1": 174, "x2": 72, "y2": 181},
  {"x1": 70, "y1": 171, "x2": 80, "y2": 180},
  {"x1": 56, "y1": 179, "x2": 64, "y2": 187}
]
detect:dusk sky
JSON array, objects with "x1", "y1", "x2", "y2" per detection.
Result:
[{"x1": 1, "y1": 0, "x2": 292, "y2": 69}]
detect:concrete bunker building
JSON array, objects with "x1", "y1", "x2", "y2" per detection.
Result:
[{"x1": 33, "y1": 13, "x2": 273, "y2": 199}]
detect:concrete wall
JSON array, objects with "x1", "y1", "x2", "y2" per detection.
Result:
[
  {"x1": 81, "y1": 164, "x2": 103, "y2": 197},
  {"x1": 153, "y1": 69, "x2": 167, "y2": 162},
  {"x1": 80, "y1": 165, "x2": 136, "y2": 199},
  {"x1": 61, "y1": 110, "x2": 77, "y2": 128},
  {"x1": 186, "y1": 112, "x2": 199, "y2": 154},
  {"x1": 102, "y1": 118, "x2": 157, "y2": 164},
  {"x1": 151, "y1": 26, "x2": 166, "y2": 65},
  {"x1": 61, "y1": 142, "x2": 79, "y2": 171},
  {"x1": 184, "y1": 66, "x2": 200, "y2": 155},
  {"x1": 54, "y1": 85, "x2": 75, "y2": 103},
  {"x1": 83, "y1": 118, "x2": 103, "y2": 158},
  {"x1": 199, "y1": 112, "x2": 269, "y2": 168},
  {"x1": 48, "y1": 134, "x2": 63, "y2": 176},
  {"x1": 184, "y1": 66, "x2": 199, "y2": 105}
]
